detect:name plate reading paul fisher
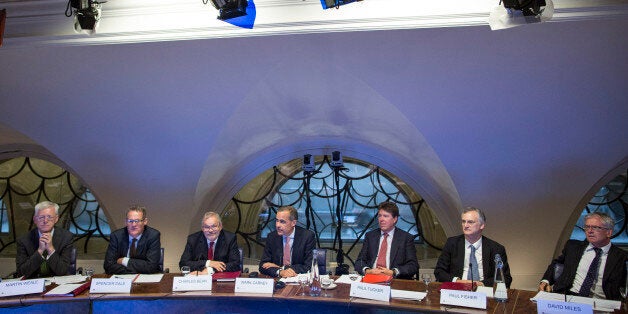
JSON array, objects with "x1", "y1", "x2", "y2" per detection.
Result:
[{"x1": 440, "y1": 288, "x2": 487, "y2": 309}]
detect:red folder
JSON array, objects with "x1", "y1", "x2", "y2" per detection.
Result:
[
  {"x1": 361, "y1": 273, "x2": 393, "y2": 284},
  {"x1": 212, "y1": 271, "x2": 241, "y2": 281},
  {"x1": 439, "y1": 281, "x2": 474, "y2": 291},
  {"x1": 44, "y1": 281, "x2": 91, "y2": 297}
]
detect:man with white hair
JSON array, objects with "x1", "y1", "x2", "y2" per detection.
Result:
[{"x1": 16, "y1": 201, "x2": 74, "y2": 278}]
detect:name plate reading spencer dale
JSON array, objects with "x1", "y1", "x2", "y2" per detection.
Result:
[
  {"x1": 349, "y1": 282, "x2": 391, "y2": 302},
  {"x1": 172, "y1": 275, "x2": 212, "y2": 292},
  {"x1": 440, "y1": 288, "x2": 487, "y2": 309},
  {"x1": 536, "y1": 299, "x2": 593, "y2": 314},
  {"x1": 89, "y1": 278, "x2": 133, "y2": 294},
  {"x1": 0, "y1": 279, "x2": 45, "y2": 297},
  {"x1": 234, "y1": 278, "x2": 274, "y2": 294}
]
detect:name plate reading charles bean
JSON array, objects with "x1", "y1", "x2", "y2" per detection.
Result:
[
  {"x1": 234, "y1": 278, "x2": 274, "y2": 294},
  {"x1": 349, "y1": 282, "x2": 391, "y2": 302},
  {"x1": 0, "y1": 279, "x2": 45, "y2": 297},
  {"x1": 89, "y1": 278, "x2": 133, "y2": 294},
  {"x1": 440, "y1": 289, "x2": 487, "y2": 309},
  {"x1": 172, "y1": 275, "x2": 212, "y2": 292},
  {"x1": 537, "y1": 299, "x2": 593, "y2": 314}
]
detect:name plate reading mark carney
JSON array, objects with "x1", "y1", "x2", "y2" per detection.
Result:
[
  {"x1": 0, "y1": 279, "x2": 45, "y2": 297},
  {"x1": 89, "y1": 278, "x2": 133, "y2": 294},
  {"x1": 172, "y1": 275, "x2": 212, "y2": 292},
  {"x1": 234, "y1": 278, "x2": 274, "y2": 294},
  {"x1": 440, "y1": 288, "x2": 487, "y2": 309},
  {"x1": 349, "y1": 282, "x2": 391, "y2": 302},
  {"x1": 537, "y1": 299, "x2": 593, "y2": 314}
]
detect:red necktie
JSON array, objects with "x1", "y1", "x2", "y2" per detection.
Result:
[
  {"x1": 283, "y1": 236, "x2": 291, "y2": 266},
  {"x1": 208, "y1": 241, "x2": 215, "y2": 260},
  {"x1": 376, "y1": 233, "x2": 388, "y2": 268}
]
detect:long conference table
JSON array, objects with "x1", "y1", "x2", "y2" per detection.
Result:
[{"x1": 0, "y1": 274, "x2": 626, "y2": 313}]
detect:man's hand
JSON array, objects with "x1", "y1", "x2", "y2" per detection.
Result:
[
  {"x1": 262, "y1": 262, "x2": 280, "y2": 269},
  {"x1": 457, "y1": 279, "x2": 484, "y2": 286},
  {"x1": 117, "y1": 257, "x2": 125, "y2": 265},
  {"x1": 279, "y1": 268, "x2": 297, "y2": 278},
  {"x1": 365, "y1": 267, "x2": 393, "y2": 276},
  {"x1": 38, "y1": 233, "x2": 53, "y2": 255},
  {"x1": 538, "y1": 281, "x2": 552, "y2": 292},
  {"x1": 208, "y1": 260, "x2": 227, "y2": 272}
]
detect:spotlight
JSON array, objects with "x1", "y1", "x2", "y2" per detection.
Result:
[
  {"x1": 330, "y1": 151, "x2": 343, "y2": 168},
  {"x1": 67, "y1": 0, "x2": 103, "y2": 34},
  {"x1": 501, "y1": 0, "x2": 547, "y2": 17},
  {"x1": 489, "y1": 0, "x2": 553, "y2": 30},
  {"x1": 320, "y1": 0, "x2": 363, "y2": 10},
  {"x1": 302, "y1": 154, "x2": 315, "y2": 172},
  {"x1": 205, "y1": 0, "x2": 248, "y2": 20}
]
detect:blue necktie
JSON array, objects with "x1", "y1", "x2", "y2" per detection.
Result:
[
  {"x1": 467, "y1": 245, "x2": 479, "y2": 280},
  {"x1": 578, "y1": 248, "x2": 602, "y2": 297}
]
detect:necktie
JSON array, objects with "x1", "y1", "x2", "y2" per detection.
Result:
[
  {"x1": 376, "y1": 233, "x2": 389, "y2": 268},
  {"x1": 208, "y1": 241, "x2": 215, "y2": 260},
  {"x1": 467, "y1": 245, "x2": 480, "y2": 280},
  {"x1": 283, "y1": 236, "x2": 291, "y2": 266},
  {"x1": 130, "y1": 238, "x2": 137, "y2": 258},
  {"x1": 40, "y1": 250, "x2": 50, "y2": 277},
  {"x1": 578, "y1": 247, "x2": 602, "y2": 297}
]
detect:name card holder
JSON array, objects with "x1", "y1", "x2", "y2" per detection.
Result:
[
  {"x1": 440, "y1": 288, "x2": 487, "y2": 309},
  {"x1": 537, "y1": 299, "x2": 593, "y2": 314},
  {"x1": 0, "y1": 279, "x2": 45, "y2": 297},
  {"x1": 89, "y1": 278, "x2": 133, "y2": 294},
  {"x1": 349, "y1": 282, "x2": 391, "y2": 302},
  {"x1": 234, "y1": 278, "x2": 274, "y2": 294},
  {"x1": 172, "y1": 275, "x2": 213, "y2": 292}
]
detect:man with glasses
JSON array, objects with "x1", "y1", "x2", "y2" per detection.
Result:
[
  {"x1": 259, "y1": 206, "x2": 316, "y2": 278},
  {"x1": 539, "y1": 212, "x2": 628, "y2": 300},
  {"x1": 16, "y1": 201, "x2": 74, "y2": 278},
  {"x1": 435, "y1": 207, "x2": 512, "y2": 288},
  {"x1": 179, "y1": 211, "x2": 241, "y2": 274},
  {"x1": 104, "y1": 205, "x2": 161, "y2": 274}
]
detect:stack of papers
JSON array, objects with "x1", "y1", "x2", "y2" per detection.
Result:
[
  {"x1": 335, "y1": 274, "x2": 362, "y2": 284},
  {"x1": 531, "y1": 291, "x2": 621, "y2": 311},
  {"x1": 391, "y1": 289, "x2": 427, "y2": 301},
  {"x1": 112, "y1": 274, "x2": 164, "y2": 283}
]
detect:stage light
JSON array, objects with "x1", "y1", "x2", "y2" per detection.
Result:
[
  {"x1": 489, "y1": 0, "x2": 553, "y2": 30},
  {"x1": 330, "y1": 151, "x2": 343, "y2": 167},
  {"x1": 302, "y1": 154, "x2": 315, "y2": 172},
  {"x1": 66, "y1": 0, "x2": 103, "y2": 34},
  {"x1": 205, "y1": 0, "x2": 248, "y2": 20},
  {"x1": 320, "y1": 0, "x2": 363, "y2": 10}
]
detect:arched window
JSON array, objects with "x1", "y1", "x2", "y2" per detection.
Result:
[{"x1": 570, "y1": 170, "x2": 627, "y2": 245}]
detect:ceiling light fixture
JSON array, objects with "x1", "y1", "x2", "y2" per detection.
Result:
[
  {"x1": 204, "y1": 0, "x2": 248, "y2": 20},
  {"x1": 489, "y1": 0, "x2": 553, "y2": 30},
  {"x1": 65, "y1": 0, "x2": 104, "y2": 34},
  {"x1": 320, "y1": 0, "x2": 363, "y2": 10}
]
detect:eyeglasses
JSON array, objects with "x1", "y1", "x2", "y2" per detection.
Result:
[
  {"x1": 126, "y1": 218, "x2": 146, "y2": 224},
  {"x1": 35, "y1": 215, "x2": 57, "y2": 222},
  {"x1": 202, "y1": 224, "x2": 220, "y2": 231},
  {"x1": 583, "y1": 225, "x2": 608, "y2": 231}
]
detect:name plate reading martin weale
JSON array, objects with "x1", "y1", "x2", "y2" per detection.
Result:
[
  {"x1": 89, "y1": 278, "x2": 133, "y2": 294},
  {"x1": 349, "y1": 282, "x2": 391, "y2": 302},
  {"x1": 440, "y1": 288, "x2": 487, "y2": 309},
  {"x1": 234, "y1": 278, "x2": 274, "y2": 294},
  {"x1": 172, "y1": 275, "x2": 212, "y2": 292},
  {"x1": 536, "y1": 299, "x2": 593, "y2": 314},
  {"x1": 0, "y1": 279, "x2": 45, "y2": 297}
]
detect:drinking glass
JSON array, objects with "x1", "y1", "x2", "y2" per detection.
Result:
[
  {"x1": 421, "y1": 273, "x2": 431, "y2": 292},
  {"x1": 298, "y1": 274, "x2": 309, "y2": 296},
  {"x1": 320, "y1": 277, "x2": 332, "y2": 297},
  {"x1": 181, "y1": 266, "x2": 190, "y2": 276},
  {"x1": 349, "y1": 270, "x2": 359, "y2": 281},
  {"x1": 84, "y1": 267, "x2": 94, "y2": 279},
  {"x1": 620, "y1": 286, "x2": 627, "y2": 299}
]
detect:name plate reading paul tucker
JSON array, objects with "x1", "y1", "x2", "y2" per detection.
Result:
[
  {"x1": 536, "y1": 299, "x2": 593, "y2": 314},
  {"x1": 0, "y1": 279, "x2": 45, "y2": 297},
  {"x1": 440, "y1": 288, "x2": 487, "y2": 309},
  {"x1": 234, "y1": 278, "x2": 274, "y2": 294},
  {"x1": 89, "y1": 278, "x2": 133, "y2": 294},
  {"x1": 172, "y1": 275, "x2": 212, "y2": 292},
  {"x1": 349, "y1": 282, "x2": 391, "y2": 302}
]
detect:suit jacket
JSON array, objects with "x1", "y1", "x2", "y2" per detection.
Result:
[
  {"x1": 354, "y1": 227, "x2": 419, "y2": 279},
  {"x1": 104, "y1": 226, "x2": 161, "y2": 274},
  {"x1": 434, "y1": 235, "x2": 512, "y2": 288},
  {"x1": 542, "y1": 239, "x2": 628, "y2": 300},
  {"x1": 16, "y1": 227, "x2": 74, "y2": 279},
  {"x1": 179, "y1": 230, "x2": 241, "y2": 272},
  {"x1": 259, "y1": 226, "x2": 316, "y2": 277}
]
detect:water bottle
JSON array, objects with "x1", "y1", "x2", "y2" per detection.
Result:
[
  {"x1": 493, "y1": 254, "x2": 508, "y2": 302},
  {"x1": 309, "y1": 249, "x2": 321, "y2": 297}
]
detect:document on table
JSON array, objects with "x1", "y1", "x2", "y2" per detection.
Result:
[
  {"x1": 391, "y1": 289, "x2": 427, "y2": 301},
  {"x1": 531, "y1": 291, "x2": 621, "y2": 311},
  {"x1": 335, "y1": 274, "x2": 362, "y2": 284},
  {"x1": 133, "y1": 274, "x2": 164, "y2": 283}
]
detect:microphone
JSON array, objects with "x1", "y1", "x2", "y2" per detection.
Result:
[{"x1": 469, "y1": 263, "x2": 474, "y2": 291}]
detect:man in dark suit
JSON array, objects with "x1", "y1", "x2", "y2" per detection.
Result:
[
  {"x1": 355, "y1": 202, "x2": 419, "y2": 279},
  {"x1": 179, "y1": 211, "x2": 241, "y2": 273},
  {"x1": 104, "y1": 205, "x2": 161, "y2": 274},
  {"x1": 539, "y1": 212, "x2": 628, "y2": 300},
  {"x1": 259, "y1": 206, "x2": 316, "y2": 278},
  {"x1": 434, "y1": 207, "x2": 512, "y2": 288},
  {"x1": 16, "y1": 201, "x2": 74, "y2": 279}
]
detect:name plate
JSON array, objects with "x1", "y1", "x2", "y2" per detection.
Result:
[
  {"x1": 440, "y1": 289, "x2": 487, "y2": 309},
  {"x1": 172, "y1": 275, "x2": 212, "y2": 292},
  {"x1": 349, "y1": 282, "x2": 391, "y2": 302},
  {"x1": 89, "y1": 278, "x2": 133, "y2": 294},
  {"x1": 537, "y1": 299, "x2": 593, "y2": 314},
  {"x1": 234, "y1": 278, "x2": 274, "y2": 294},
  {"x1": 0, "y1": 279, "x2": 45, "y2": 297}
]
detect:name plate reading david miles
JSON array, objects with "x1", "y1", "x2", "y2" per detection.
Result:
[
  {"x1": 172, "y1": 275, "x2": 212, "y2": 292},
  {"x1": 349, "y1": 282, "x2": 391, "y2": 302},
  {"x1": 89, "y1": 278, "x2": 133, "y2": 294},
  {"x1": 537, "y1": 299, "x2": 593, "y2": 314},
  {"x1": 0, "y1": 279, "x2": 45, "y2": 297},
  {"x1": 234, "y1": 278, "x2": 274, "y2": 294},
  {"x1": 440, "y1": 289, "x2": 487, "y2": 309}
]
